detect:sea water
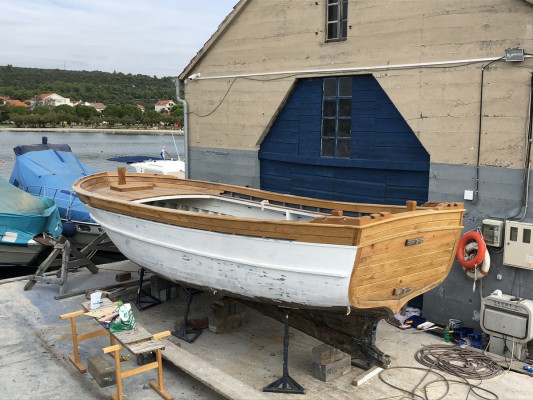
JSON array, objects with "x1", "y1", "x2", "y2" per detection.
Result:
[
  {"x1": 0, "y1": 130, "x2": 185, "y2": 181},
  {"x1": 0, "y1": 130, "x2": 185, "y2": 276}
]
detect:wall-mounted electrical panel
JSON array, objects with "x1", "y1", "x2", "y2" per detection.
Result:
[
  {"x1": 481, "y1": 219, "x2": 503, "y2": 247},
  {"x1": 503, "y1": 220, "x2": 533, "y2": 270}
]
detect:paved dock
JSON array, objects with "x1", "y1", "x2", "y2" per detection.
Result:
[{"x1": 1, "y1": 260, "x2": 531, "y2": 399}]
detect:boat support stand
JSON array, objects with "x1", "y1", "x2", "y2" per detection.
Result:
[
  {"x1": 263, "y1": 310, "x2": 305, "y2": 395},
  {"x1": 171, "y1": 287, "x2": 202, "y2": 343},
  {"x1": 134, "y1": 268, "x2": 162, "y2": 311},
  {"x1": 245, "y1": 301, "x2": 392, "y2": 370}
]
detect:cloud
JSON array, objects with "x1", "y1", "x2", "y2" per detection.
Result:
[{"x1": 0, "y1": 0, "x2": 236, "y2": 77}]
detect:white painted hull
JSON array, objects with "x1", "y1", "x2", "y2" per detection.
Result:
[
  {"x1": 0, "y1": 240, "x2": 44, "y2": 266},
  {"x1": 87, "y1": 205, "x2": 357, "y2": 308}
]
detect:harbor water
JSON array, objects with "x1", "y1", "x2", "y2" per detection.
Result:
[
  {"x1": 0, "y1": 130, "x2": 185, "y2": 181},
  {"x1": 0, "y1": 129, "x2": 184, "y2": 277}
]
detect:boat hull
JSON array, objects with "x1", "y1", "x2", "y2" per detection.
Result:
[
  {"x1": 88, "y1": 205, "x2": 357, "y2": 309},
  {"x1": 74, "y1": 172, "x2": 465, "y2": 314},
  {"x1": 0, "y1": 241, "x2": 45, "y2": 266}
]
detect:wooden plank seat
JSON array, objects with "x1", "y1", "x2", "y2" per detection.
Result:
[{"x1": 60, "y1": 297, "x2": 173, "y2": 400}]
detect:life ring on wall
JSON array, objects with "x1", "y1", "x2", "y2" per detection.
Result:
[
  {"x1": 456, "y1": 231, "x2": 487, "y2": 269},
  {"x1": 463, "y1": 248, "x2": 491, "y2": 279}
]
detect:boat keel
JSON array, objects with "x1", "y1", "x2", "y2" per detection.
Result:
[{"x1": 244, "y1": 301, "x2": 392, "y2": 369}]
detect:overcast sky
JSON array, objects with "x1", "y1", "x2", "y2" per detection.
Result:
[{"x1": 0, "y1": 0, "x2": 237, "y2": 78}]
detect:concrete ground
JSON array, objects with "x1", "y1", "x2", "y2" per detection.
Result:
[{"x1": 1, "y1": 261, "x2": 531, "y2": 400}]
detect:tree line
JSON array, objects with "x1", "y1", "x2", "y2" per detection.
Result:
[
  {"x1": 1, "y1": 102, "x2": 184, "y2": 129},
  {"x1": 0, "y1": 65, "x2": 178, "y2": 109}
]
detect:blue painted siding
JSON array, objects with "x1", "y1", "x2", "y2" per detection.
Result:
[{"x1": 259, "y1": 75, "x2": 430, "y2": 205}]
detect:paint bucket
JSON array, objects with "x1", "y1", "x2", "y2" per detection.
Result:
[
  {"x1": 448, "y1": 318, "x2": 461, "y2": 330},
  {"x1": 90, "y1": 291, "x2": 102, "y2": 309}
]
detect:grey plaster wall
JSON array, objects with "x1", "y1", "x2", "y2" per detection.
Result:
[
  {"x1": 189, "y1": 146, "x2": 260, "y2": 188},
  {"x1": 424, "y1": 163, "x2": 533, "y2": 329}
]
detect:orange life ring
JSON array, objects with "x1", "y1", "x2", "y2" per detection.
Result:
[{"x1": 456, "y1": 231, "x2": 486, "y2": 269}]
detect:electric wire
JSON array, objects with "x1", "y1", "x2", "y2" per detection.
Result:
[
  {"x1": 187, "y1": 57, "x2": 533, "y2": 119},
  {"x1": 379, "y1": 344, "x2": 501, "y2": 400}
]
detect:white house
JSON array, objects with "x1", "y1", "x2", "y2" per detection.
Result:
[
  {"x1": 30, "y1": 93, "x2": 71, "y2": 109},
  {"x1": 155, "y1": 100, "x2": 175, "y2": 113}
]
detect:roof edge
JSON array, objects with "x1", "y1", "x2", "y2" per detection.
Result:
[{"x1": 178, "y1": 0, "x2": 250, "y2": 80}]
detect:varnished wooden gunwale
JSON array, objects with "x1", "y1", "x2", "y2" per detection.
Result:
[{"x1": 73, "y1": 172, "x2": 465, "y2": 313}]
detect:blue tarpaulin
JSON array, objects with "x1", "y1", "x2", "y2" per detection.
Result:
[
  {"x1": 9, "y1": 139, "x2": 97, "y2": 223},
  {"x1": 0, "y1": 177, "x2": 62, "y2": 245}
]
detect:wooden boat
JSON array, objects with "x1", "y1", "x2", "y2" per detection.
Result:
[{"x1": 73, "y1": 169, "x2": 464, "y2": 367}]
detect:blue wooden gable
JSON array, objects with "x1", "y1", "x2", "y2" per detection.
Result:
[{"x1": 258, "y1": 75, "x2": 429, "y2": 205}]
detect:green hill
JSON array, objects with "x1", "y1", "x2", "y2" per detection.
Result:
[{"x1": 0, "y1": 65, "x2": 176, "y2": 109}]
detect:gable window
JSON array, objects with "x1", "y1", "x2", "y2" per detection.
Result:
[
  {"x1": 321, "y1": 77, "x2": 352, "y2": 158},
  {"x1": 326, "y1": 0, "x2": 348, "y2": 41}
]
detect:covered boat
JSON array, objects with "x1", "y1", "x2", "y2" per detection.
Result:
[
  {"x1": 9, "y1": 137, "x2": 103, "y2": 247},
  {"x1": 0, "y1": 177, "x2": 62, "y2": 266},
  {"x1": 73, "y1": 170, "x2": 465, "y2": 367}
]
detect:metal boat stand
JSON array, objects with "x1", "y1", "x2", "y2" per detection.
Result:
[
  {"x1": 134, "y1": 268, "x2": 162, "y2": 311},
  {"x1": 171, "y1": 287, "x2": 202, "y2": 343},
  {"x1": 263, "y1": 310, "x2": 305, "y2": 394}
]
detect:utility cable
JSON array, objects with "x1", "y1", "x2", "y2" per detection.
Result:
[{"x1": 379, "y1": 344, "x2": 501, "y2": 400}]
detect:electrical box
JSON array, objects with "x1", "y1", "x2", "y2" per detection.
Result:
[
  {"x1": 503, "y1": 220, "x2": 533, "y2": 270},
  {"x1": 481, "y1": 294, "x2": 533, "y2": 361},
  {"x1": 481, "y1": 219, "x2": 503, "y2": 247}
]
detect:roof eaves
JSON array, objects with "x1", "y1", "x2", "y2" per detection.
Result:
[{"x1": 178, "y1": 0, "x2": 250, "y2": 80}]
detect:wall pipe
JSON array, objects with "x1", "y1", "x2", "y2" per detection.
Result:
[
  {"x1": 189, "y1": 55, "x2": 532, "y2": 81},
  {"x1": 173, "y1": 78, "x2": 189, "y2": 179},
  {"x1": 510, "y1": 72, "x2": 533, "y2": 221},
  {"x1": 474, "y1": 58, "x2": 504, "y2": 201}
]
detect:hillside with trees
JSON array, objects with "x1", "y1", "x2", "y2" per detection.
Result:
[{"x1": 0, "y1": 65, "x2": 177, "y2": 109}]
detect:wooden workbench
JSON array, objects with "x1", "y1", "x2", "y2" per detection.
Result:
[{"x1": 60, "y1": 297, "x2": 173, "y2": 400}]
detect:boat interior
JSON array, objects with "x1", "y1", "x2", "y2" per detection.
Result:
[{"x1": 136, "y1": 194, "x2": 325, "y2": 222}]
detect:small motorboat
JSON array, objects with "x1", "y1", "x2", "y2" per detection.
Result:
[
  {"x1": 0, "y1": 177, "x2": 62, "y2": 266},
  {"x1": 9, "y1": 137, "x2": 104, "y2": 248},
  {"x1": 108, "y1": 147, "x2": 185, "y2": 178}
]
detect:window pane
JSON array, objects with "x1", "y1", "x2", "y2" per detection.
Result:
[
  {"x1": 322, "y1": 139, "x2": 334, "y2": 157},
  {"x1": 323, "y1": 78, "x2": 337, "y2": 97},
  {"x1": 338, "y1": 77, "x2": 352, "y2": 96},
  {"x1": 524, "y1": 229, "x2": 531, "y2": 243},
  {"x1": 327, "y1": 5, "x2": 338, "y2": 22},
  {"x1": 327, "y1": 23, "x2": 338, "y2": 40},
  {"x1": 323, "y1": 99, "x2": 336, "y2": 117},
  {"x1": 341, "y1": 21, "x2": 348, "y2": 39},
  {"x1": 338, "y1": 119, "x2": 351, "y2": 137},
  {"x1": 337, "y1": 139, "x2": 350, "y2": 158},
  {"x1": 322, "y1": 119, "x2": 335, "y2": 137},
  {"x1": 338, "y1": 98, "x2": 351, "y2": 117},
  {"x1": 510, "y1": 227, "x2": 518, "y2": 241}
]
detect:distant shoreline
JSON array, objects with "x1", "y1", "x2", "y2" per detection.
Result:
[{"x1": 1, "y1": 127, "x2": 184, "y2": 136}]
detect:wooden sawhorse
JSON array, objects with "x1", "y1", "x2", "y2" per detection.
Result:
[
  {"x1": 103, "y1": 329, "x2": 172, "y2": 400},
  {"x1": 60, "y1": 308, "x2": 115, "y2": 373},
  {"x1": 60, "y1": 299, "x2": 173, "y2": 400}
]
